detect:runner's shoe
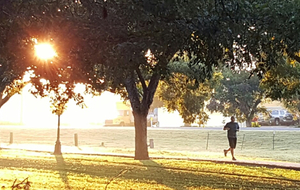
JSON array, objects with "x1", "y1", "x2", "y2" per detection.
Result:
[{"x1": 224, "y1": 150, "x2": 227, "y2": 157}]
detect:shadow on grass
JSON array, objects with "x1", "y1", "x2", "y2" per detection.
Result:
[
  {"x1": 55, "y1": 154, "x2": 71, "y2": 190},
  {"x1": 139, "y1": 159, "x2": 300, "y2": 190},
  {"x1": 77, "y1": 146, "x2": 82, "y2": 151},
  {"x1": 0, "y1": 152, "x2": 299, "y2": 189},
  {"x1": 140, "y1": 160, "x2": 188, "y2": 189},
  {"x1": 248, "y1": 165, "x2": 300, "y2": 185}
]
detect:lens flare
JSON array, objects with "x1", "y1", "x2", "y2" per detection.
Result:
[{"x1": 34, "y1": 43, "x2": 57, "y2": 60}]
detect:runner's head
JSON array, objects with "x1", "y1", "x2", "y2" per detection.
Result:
[{"x1": 231, "y1": 116, "x2": 235, "y2": 122}]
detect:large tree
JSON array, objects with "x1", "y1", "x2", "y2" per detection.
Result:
[
  {"x1": 63, "y1": 1, "x2": 229, "y2": 160},
  {"x1": 80, "y1": 0, "x2": 262, "y2": 159}
]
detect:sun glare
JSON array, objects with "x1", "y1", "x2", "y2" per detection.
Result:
[{"x1": 34, "y1": 43, "x2": 57, "y2": 60}]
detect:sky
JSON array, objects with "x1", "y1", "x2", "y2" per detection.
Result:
[{"x1": 0, "y1": 85, "x2": 121, "y2": 128}]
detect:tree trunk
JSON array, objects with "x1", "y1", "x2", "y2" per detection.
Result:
[
  {"x1": 133, "y1": 111, "x2": 149, "y2": 160},
  {"x1": 125, "y1": 69, "x2": 160, "y2": 160},
  {"x1": 246, "y1": 98, "x2": 262, "y2": 127},
  {"x1": 246, "y1": 119, "x2": 252, "y2": 127},
  {"x1": 125, "y1": 73, "x2": 151, "y2": 160}
]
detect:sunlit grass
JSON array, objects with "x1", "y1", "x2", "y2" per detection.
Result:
[{"x1": 0, "y1": 149, "x2": 299, "y2": 189}]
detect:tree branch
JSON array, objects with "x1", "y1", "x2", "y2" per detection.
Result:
[
  {"x1": 125, "y1": 71, "x2": 141, "y2": 112},
  {"x1": 220, "y1": 0, "x2": 233, "y2": 21},
  {"x1": 141, "y1": 72, "x2": 160, "y2": 111},
  {"x1": 248, "y1": 98, "x2": 262, "y2": 120},
  {"x1": 105, "y1": 169, "x2": 128, "y2": 190},
  {"x1": 288, "y1": 52, "x2": 300, "y2": 64},
  {"x1": 135, "y1": 66, "x2": 147, "y2": 92}
]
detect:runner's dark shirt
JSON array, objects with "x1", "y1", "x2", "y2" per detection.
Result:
[{"x1": 225, "y1": 122, "x2": 239, "y2": 138}]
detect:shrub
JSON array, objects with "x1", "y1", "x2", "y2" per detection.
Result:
[{"x1": 251, "y1": 122, "x2": 261, "y2": 127}]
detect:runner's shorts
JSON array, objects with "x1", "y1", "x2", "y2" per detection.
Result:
[{"x1": 228, "y1": 137, "x2": 237, "y2": 149}]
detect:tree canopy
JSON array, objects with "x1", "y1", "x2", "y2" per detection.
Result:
[
  {"x1": 207, "y1": 69, "x2": 266, "y2": 127},
  {"x1": 4, "y1": 0, "x2": 300, "y2": 160},
  {"x1": 157, "y1": 70, "x2": 222, "y2": 126},
  {"x1": 260, "y1": 58, "x2": 300, "y2": 113}
]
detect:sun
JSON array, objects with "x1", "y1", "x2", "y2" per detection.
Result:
[{"x1": 34, "y1": 43, "x2": 57, "y2": 60}]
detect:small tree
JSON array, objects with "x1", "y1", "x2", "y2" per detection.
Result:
[
  {"x1": 157, "y1": 69, "x2": 222, "y2": 126},
  {"x1": 30, "y1": 79, "x2": 85, "y2": 154},
  {"x1": 207, "y1": 69, "x2": 266, "y2": 127},
  {"x1": 50, "y1": 86, "x2": 68, "y2": 155}
]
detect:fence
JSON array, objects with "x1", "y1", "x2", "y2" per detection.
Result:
[{"x1": 1, "y1": 126, "x2": 300, "y2": 161}]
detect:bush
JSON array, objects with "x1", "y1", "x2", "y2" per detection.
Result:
[{"x1": 251, "y1": 122, "x2": 261, "y2": 127}]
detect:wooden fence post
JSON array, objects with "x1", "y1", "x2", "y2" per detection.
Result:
[
  {"x1": 273, "y1": 131, "x2": 275, "y2": 150},
  {"x1": 9, "y1": 132, "x2": 13, "y2": 144},
  {"x1": 206, "y1": 132, "x2": 209, "y2": 150},
  {"x1": 149, "y1": 139, "x2": 154, "y2": 148},
  {"x1": 74, "y1": 133, "x2": 78, "y2": 147},
  {"x1": 241, "y1": 134, "x2": 245, "y2": 150}
]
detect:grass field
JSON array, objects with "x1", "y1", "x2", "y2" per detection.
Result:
[
  {"x1": 0, "y1": 149, "x2": 300, "y2": 190},
  {"x1": 1, "y1": 126, "x2": 300, "y2": 163}
]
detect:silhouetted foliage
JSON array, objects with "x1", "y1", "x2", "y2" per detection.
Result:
[{"x1": 207, "y1": 69, "x2": 266, "y2": 127}]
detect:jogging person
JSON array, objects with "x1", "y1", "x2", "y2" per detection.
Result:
[{"x1": 223, "y1": 116, "x2": 239, "y2": 160}]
